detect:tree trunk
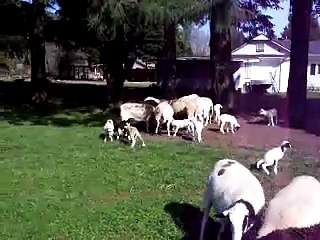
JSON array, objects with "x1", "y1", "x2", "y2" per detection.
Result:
[
  {"x1": 210, "y1": 5, "x2": 235, "y2": 113},
  {"x1": 30, "y1": 0, "x2": 48, "y2": 107},
  {"x1": 287, "y1": 0, "x2": 312, "y2": 128},
  {"x1": 161, "y1": 22, "x2": 176, "y2": 99},
  {"x1": 108, "y1": 25, "x2": 126, "y2": 106}
]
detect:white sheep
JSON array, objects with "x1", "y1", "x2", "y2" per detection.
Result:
[
  {"x1": 103, "y1": 119, "x2": 115, "y2": 142},
  {"x1": 189, "y1": 116, "x2": 205, "y2": 143},
  {"x1": 144, "y1": 97, "x2": 174, "y2": 136},
  {"x1": 214, "y1": 104, "x2": 223, "y2": 123},
  {"x1": 200, "y1": 97, "x2": 214, "y2": 125},
  {"x1": 256, "y1": 140, "x2": 292, "y2": 176},
  {"x1": 169, "y1": 94, "x2": 200, "y2": 120},
  {"x1": 218, "y1": 114, "x2": 241, "y2": 134},
  {"x1": 193, "y1": 97, "x2": 214, "y2": 127},
  {"x1": 120, "y1": 102, "x2": 155, "y2": 133},
  {"x1": 170, "y1": 119, "x2": 194, "y2": 137},
  {"x1": 200, "y1": 159, "x2": 265, "y2": 240},
  {"x1": 256, "y1": 175, "x2": 320, "y2": 239}
]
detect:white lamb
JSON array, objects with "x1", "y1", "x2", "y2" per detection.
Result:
[
  {"x1": 218, "y1": 114, "x2": 240, "y2": 134},
  {"x1": 256, "y1": 140, "x2": 292, "y2": 176},
  {"x1": 256, "y1": 175, "x2": 320, "y2": 239},
  {"x1": 214, "y1": 103, "x2": 223, "y2": 123},
  {"x1": 170, "y1": 119, "x2": 194, "y2": 137},
  {"x1": 200, "y1": 159, "x2": 265, "y2": 240},
  {"x1": 103, "y1": 119, "x2": 115, "y2": 142},
  {"x1": 190, "y1": 116, "x2": 205, "y2": 143},
  {"x1": 144, "y1": 97, "x2": 174, "y2": 136}
]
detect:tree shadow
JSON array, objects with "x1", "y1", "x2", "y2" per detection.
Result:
[
  {"x1": 1, "y1": 105, "x2": 118, "y2": 127},
  {"x1": 164, "y1": 202, "x2": 229, "y2": 240}
]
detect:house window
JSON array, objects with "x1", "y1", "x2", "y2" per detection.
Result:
[
  {"x1": 310, "y1": 64, "x2": 316, "y2": 75},
  {"x1": 256, "y1": 43, "x2": 264, "y2": 53}
]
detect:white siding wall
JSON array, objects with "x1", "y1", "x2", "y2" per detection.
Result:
[
  {"x1": 233, "y1": 43, "x2": 284, "y2": 56},
  {"x1": 278, "y1": 60, "x2": 290, "y2": 93},
  {"x1": 307, "y1": 63, "x2": 320, "y2": 88}
]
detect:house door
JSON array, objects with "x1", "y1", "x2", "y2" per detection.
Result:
[{"x1": 244, "y1": 63, "x2": 251, "y2": 79}]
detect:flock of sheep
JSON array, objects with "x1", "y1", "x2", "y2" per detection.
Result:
[
  {"x1": 102, "y1": 93, "x2": 242, "y2": 147},
  {"x1": 101, "y1": 93, "x2": 320, "y2": 239}
]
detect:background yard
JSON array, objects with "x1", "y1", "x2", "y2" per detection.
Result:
[
  {"x1": 1, "y1": 106, "x2": 320, "y2": 239},
  {"x1": 0, "y1": 116, "x2": 225, "y2": 239}
]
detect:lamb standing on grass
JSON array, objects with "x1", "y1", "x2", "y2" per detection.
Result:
[
  {"x1": 123, "y1": 122, "x2": 146, "y2": 148},
  {"x1": 200, "y1": 159, "x2": 265, "y2": 240},
  {"x1": 103, "y1": 119, "x2": 115, "y2": 142},
  {"x1": 190, "y1": 116, "x2": 204, "y2": 143},
  {"x1": 255, "y1": 175, "x2": 320, "y2": 239},
  {"x1": 218, "y1": 114, "x2": 241, "y2": 134},
  {"x1": 256, "y1": 140, "x2": 292, "y2": 176}
]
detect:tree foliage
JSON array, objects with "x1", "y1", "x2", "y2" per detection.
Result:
[{"x1": 281, "y1": 14, "x2": 320, "y2": 40}]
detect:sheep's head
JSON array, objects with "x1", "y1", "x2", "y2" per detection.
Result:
[
  {"x1": 281, "y1": 140, "x2": 292, "y2": 150},
  {"x1": 220, "y1": 202, "x2": 252, "y2": 240},
  {"x1": 104, "y1": 119, "x2": 114, "y2": 130},
  {"x1": 214, "y1": 104, "x2": 223, "y2": 110},
  {"x1": 258, "y1": 109, "x2": 266, "y2": 115}
]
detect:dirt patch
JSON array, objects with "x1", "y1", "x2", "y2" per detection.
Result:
[{"x1": 144, "y1": 117, "x2": 320, "y2": 201}]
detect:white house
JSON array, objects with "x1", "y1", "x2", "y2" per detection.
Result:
[{"x1": 232, "y1": 34, "x2": 320, "y2": 93}]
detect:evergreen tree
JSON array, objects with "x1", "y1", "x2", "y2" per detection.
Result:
[{"x1": 281, "y1": 14, "x2": 320, "y2": 40}]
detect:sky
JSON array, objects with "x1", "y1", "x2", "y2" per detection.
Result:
[{"x1": 202, "y1": 0, "x2": 290, "y2": 38}]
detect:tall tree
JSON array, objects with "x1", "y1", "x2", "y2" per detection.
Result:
[
  {"x1": 237, "y1": 0, "x2": 281, "y2": 40},
  {"x1": 287, "y1": 0, "x2": 312, "y2": 128},
  {"x1": 30, "y1": 0, "x2": 48, "y2": 106},
  {"x1": 281, "y1": 14, "x2": 320, "y2": 40}
]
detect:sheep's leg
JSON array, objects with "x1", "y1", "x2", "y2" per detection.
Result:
[
  {"x1": 217, "y1": 218, "x2": 228, "y2": 240},
  {"x1": 199, "y1": 187, "x2": 213, "y2": 240},
  {"x1": 131, "y1": 136, "x2": 136, "y2": 148},
  {"x1": 104, "y1": 137, "x2": 107, "y2": 143},
  {"x1": 155, "y1": 119, "x2": 160, "y2": 134},
  {"x1": 145, "y1": 118, "x2": 150, "y2": 133},
  {"x1": 139, "y1": 135, "x2": 146, "y2": 147},
  {"x1": 261, "y1": 163, "x2": 270, "y2": 175},
  {"x1": 220, "y1": 122, "x2": 225, "y2": 134},
  {"x1": 231, "y1": 124, "x2": 235, "y2": 134},
  {"x1": 273, "y1": 160, "x2": 278, "y2": 175},
  {"x1": 270, "y1": 117, "x2": 275, "y2": 127},
  {"x1": 256, "y1": 159, "x2": 264, "y2": 169},
  {"x1": 166, "y1": 121, "x2": 171, "y2": 136},
  {"x1": 173, "y1": 127, "x2": 179, "y2": 137},
  {"x1": 109, "y1": 134, "x2": 113, "y2": 142}
]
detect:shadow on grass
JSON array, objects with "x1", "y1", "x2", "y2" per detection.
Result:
[
  {"x1": 1, "y1": 105, "x2": 119, "y2": 127},
  {"x1": 164, "y1": 202, "x2": 226, "y2": 240}
]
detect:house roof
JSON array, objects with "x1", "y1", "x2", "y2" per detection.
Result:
[{"x1": 273, "y1": 39, "x2": 320, "y2": 55}]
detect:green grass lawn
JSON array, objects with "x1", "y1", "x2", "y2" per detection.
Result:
[{"x1": 0, "y1": 119, "x2": 225, "y2": 239}]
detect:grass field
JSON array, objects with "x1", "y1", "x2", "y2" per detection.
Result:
[{"x1": 0, "y1": 115, "x2": 226, "y2": 239}]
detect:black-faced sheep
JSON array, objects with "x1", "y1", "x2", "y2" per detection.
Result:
[{"x1": 200, "y1": 159, "x2": 265, "y2": 240}]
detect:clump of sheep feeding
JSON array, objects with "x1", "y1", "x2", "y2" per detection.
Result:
[{"x1": 200, "y1": 159, "x2": 266, "y2": 240}]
